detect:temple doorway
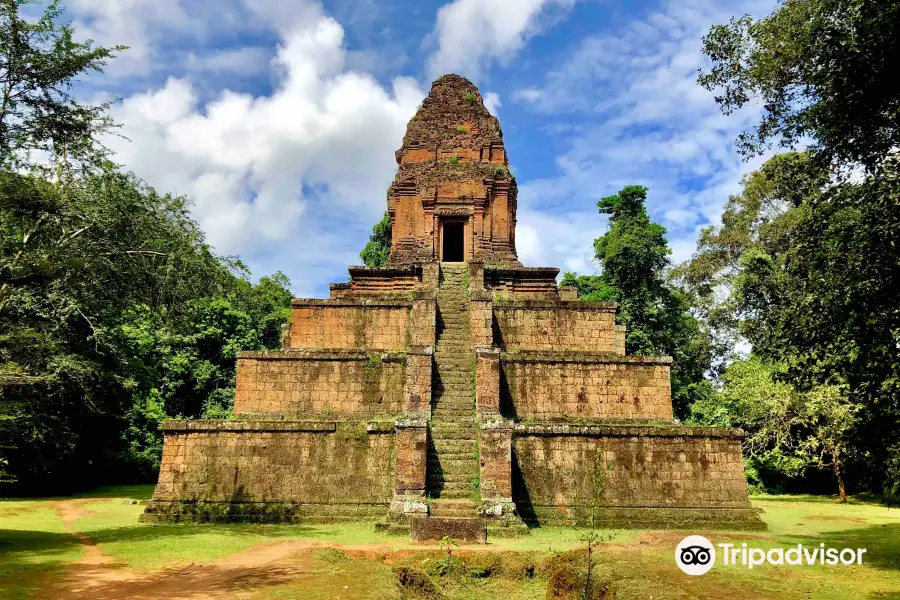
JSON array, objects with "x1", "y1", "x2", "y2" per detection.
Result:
[{"x1": 441, "y1": 221, "x2": 465, "y2": 262}]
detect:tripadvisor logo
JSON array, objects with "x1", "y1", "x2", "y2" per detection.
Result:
[
  {"x1": 676, "y1": 535, "x2": 716, "y2": 575},
  {"x1": 675, "y1": 535, "x2": 867, "y2": 575}
]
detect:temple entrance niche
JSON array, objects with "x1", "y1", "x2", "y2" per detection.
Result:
[{"x1": 440, "y1": 220, "x2": 466, "y2": 262}]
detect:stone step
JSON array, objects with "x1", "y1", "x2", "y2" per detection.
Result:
[
  {"x1": 434, "y1": 390, "x2": 472, "y2": 396},
  {"x1": 432, "y1": 370, "x2": 473, "y2": 378},
  {"x1": 433, "y1": 354, "x2": 473, "y2": 363},
  {"x1": 430, "y1": 428, "x2": 477, "y2": 440},
  {"x1": 430, "y1": 423, "x2": 476, "y2": 431},
  {"x1": 428, "y1": 486, "x2": 477, "y2": 499},
  {"x1": 429, "y1": 500, "x2": 478, "y2": 518},
  {"x1": 427, "y1": 476, "x2": 478, "y2": 489},
  {"x1": 433, "y1": 395, "x2": 473, "y2": 403},
  {"x1": 433, "y1": 410, "x2": 475, "y2": 419},
  {"x1": 433, "y1": 372, "x2": 473, "y2": 380},
  {"x1": 428, "y1": 457, "x2": 478, "y2": 470},
  {"x1": 435, "y1": 330, "x2": 471, "y2": 337},
  {"x1": 433, "y1": 392, "x2": 473, "y2": 399},
  {"x1": 433, "y1": 374, "x2": 473, "y2": 382},
  {"x1": 433, "y1": 438, "x2": 476, "y2": 450}
]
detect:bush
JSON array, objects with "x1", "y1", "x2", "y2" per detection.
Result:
[
  {"x1": 884, "y1": 444, "x2": 900, "y2": 507},
  {"x1": 395, "y1": 566, "x2": 441, "y2": 599}
]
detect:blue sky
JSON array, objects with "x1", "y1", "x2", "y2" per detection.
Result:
[{"x1": 66, "y1": 0, "x2": 776, "y2": 297}]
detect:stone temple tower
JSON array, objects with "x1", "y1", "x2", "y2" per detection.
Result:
[
  {"x1": 142, "y1": 75, "x2": 762, "y2": 538},
  {"x1": 386, "y1": 74, "x2": 519, "y2": 266}
]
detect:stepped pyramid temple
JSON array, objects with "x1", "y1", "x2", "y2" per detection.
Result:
[{"x1": 143, "y1": 75, "x2": 762, "y2": 536}]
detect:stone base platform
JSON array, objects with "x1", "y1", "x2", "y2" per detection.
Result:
[
  {"x1": 139, "y1": 501, "x2": 388, "y2": 524},
  {"x1": 520, "y1": 506, "x2": 766, "y2": 531},
  {"x1": 411, "y1": 517, "x2": 488, "y2": 543}
]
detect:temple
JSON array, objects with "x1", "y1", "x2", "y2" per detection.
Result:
[{"x1": 142, "y1": 75, "x2": 763, "y2": 536}]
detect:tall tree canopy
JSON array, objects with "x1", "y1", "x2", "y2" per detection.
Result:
[
  {"x1": 679, "y1": 152, "x2": 900, "y2": 496},
  {"x1": 699, "y1": 0, "x2": 900, "y2": 169},
  {"x1": 360, "y1": 212, "x2": 392, "y2": 267},
  {"x1": 0, "y1": 0, "x2": 291, "y2": 492},
  {"x1": 695, "y1": 0, "x2": 900, "y2": 497},
  {"x1": 563, "y1": 185, "x2": 714, "y2": 420},
  {"x1": 0, "y1": 0, "x2": 125, "y2": 167}
]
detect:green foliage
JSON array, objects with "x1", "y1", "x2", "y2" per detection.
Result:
[
  {"x1": 689, "y1": 356, "x2": 858, "y2": 499},
  {"x1": 560, "y1": 273, "x2": 614, "y2": 303},
  {"x1": 0, "y1": 166, "x2": 293, "y2": 488},
  {"x1": 359, "y1": 212, "x2": 392, "y2": 267},
  {"x1": 698, "y1": 0, "x2": 900, "y2": 169},
  {"x1": 884, "y1": 444, "x2": 900, "y2": 507},
  {"x1": 464, "y1": 92, "x2": 476, "y2": 102},
  {"x1": 0, "y1": 0, "x2": 126, "y2": 168},
  {"x1": 566, "y1": 185, "x2": 715, "y2": 419},
  {"x1": 0, "y1": 5, "x2": 292, "y2": 491},
  {"x1": 455, "y1": 125, "x2": 467, "y2": 133},
  {"x1": 491, "y1": 165, "x2": 508, "y2": 178},
  {"x1": 364, "y1": 353, "x2": 382, "y2": 378},
  {"x1": 681, "y1": 151, "x2": 900, "y2": 495},
  {"x1": 673, "y1": 152, "x2": 821, "y2": 372},
  {"x1": 447, "y1": 156, "x2": 460, "y2": 165}
]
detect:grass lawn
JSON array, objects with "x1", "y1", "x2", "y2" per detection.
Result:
[{"x1": 1, "y1": 487, "x2": 899, "y2": 599}]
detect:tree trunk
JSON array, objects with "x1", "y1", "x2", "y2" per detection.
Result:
[{"x1": 832, "y1": 452, "x2": 847, "y2": 503}]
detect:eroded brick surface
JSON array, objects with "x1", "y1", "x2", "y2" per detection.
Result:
[
  {"x1": 153, "y1": 422, "x2": 394, "y2": 505},
  {"x1": 494, "y1": 303, "x2": 622, "y2": 353},
  {"x1": 234, "y1": 353, "x2": 405, "y2": 416},
  {"x1": 501, "y1": 357, "x2": 673, "y2": 421},
  {"x1": 513, "y1": 426, "x2": 751, "y2": 518},
  {"x1": 290, "y1": 304, "x2": 408, "y2": 350}
]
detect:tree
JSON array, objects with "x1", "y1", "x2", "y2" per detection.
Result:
[
  {"x1": 690, "y1": 356, "x2": 857, "y2": 501},
  {"x1": 560, "y1": 273, "x2": 614, "y2": 303},
  {"x1": 566, "y1": 185, "x2": 715, "y2": 419},
  {"x1": 699, "y1": 0, "x2": 900, "y2": 170},
  {"x1": 0, "y1": 0, "x2": 125, "y2": 167},
  {"x1": 680, "y1": 151, "x2": 900, "y2": 495},
  {"x1": 359, "y1": 212, "x2": 391, "y2": 267},
  {"x1": 0, "y1": 1, "x2": 294, "y2": 491},
  {"x1": 673, "y1": 152, "x2": 824, "y2": 368}
]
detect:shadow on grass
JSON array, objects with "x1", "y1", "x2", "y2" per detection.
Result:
[
  {"x1": 752, "y1": 494, "x2": 878, "y2": 505},
  {"x1": 70, "y1": 485, "x2": 156, "y2": 501},
  {"x1": 1, "y1": 522, "x2": 318, "y2": 572},
  {"x1": 777, "y1": 523, "x2": 900, "y2": 573},
  {"x1": 1, "y1": 484, "x2": 156, "y2": 504},
  {"x1": 1, "y1": 524, "x2": 383, "y2": 600}
]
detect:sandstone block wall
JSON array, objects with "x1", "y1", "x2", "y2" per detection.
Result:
[
  {"x1": 501, "y1": 353, "x2": 673, "y2": 421},
  {"x1": 480, "y1": 422, "x2": 512, "y2": 499},
  {"x1": 404, "y1": 351, "x2": 433, "y2": 417},
  {"x1": 395, "y1": 422, "x2": 428, "y2": 495},
  {"x1": 234, "y1": 352, "x2": 405, "y2": 417},
  {"x1": 475, "y1": 349, "x2": 501, "y2": 415},
  {"x1": 152, "y1": 421, "x2": 395, "y2": 506},
  {"x1": 493, "y1": 302, "x2": 623, "y2": 353},
  {"x1": 512, "y1": 425, "x2": 752, "y2": 524},
  {"x1": 290, "y1": 300, "x2": 410, "y2": 350}
]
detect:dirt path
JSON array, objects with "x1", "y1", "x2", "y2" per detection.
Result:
[{"x1": 40, "y1": 499, "x2": 437, "y2": 600}]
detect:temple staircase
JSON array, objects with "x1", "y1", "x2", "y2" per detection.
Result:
[{"x1": 426, "y1": 263, "x2": 481, "y2": 523}]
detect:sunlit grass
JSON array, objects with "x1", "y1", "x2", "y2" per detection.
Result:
[{"x1": 1, "y1": 486, "x2": 898, "y2": 599}]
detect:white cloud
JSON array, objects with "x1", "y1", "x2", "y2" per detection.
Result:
[
  {"x1": 515, "y1": 0, "x2": 777, "y2": 272},
  {"x1": 70, "y1": 0, "x2": 188, "y2": 76},
  {"x1": 184, "y1": 47, "x2": 272, "y2": 76},
  {"x1": 103, "y1": 9, "x2": 424, "y2": 295},
  {"x1": 483, "y1": 92, "x2": 502, "y2": 115},
  {"x1": 427, "y1": 0, "x2": 575, "y2": 78}
]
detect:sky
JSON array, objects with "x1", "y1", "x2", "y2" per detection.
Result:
[{"x1": 64, "y1": 0, "x2": 777, "y2": 297}]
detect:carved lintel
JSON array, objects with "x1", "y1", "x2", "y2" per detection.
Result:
[{"x1": 435, "y1": 205, "x2": 473, "y2": 216}]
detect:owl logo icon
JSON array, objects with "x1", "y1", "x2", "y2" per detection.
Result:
[{"x1": 675, "y1": 535, "x2": 716, "y2": 575}]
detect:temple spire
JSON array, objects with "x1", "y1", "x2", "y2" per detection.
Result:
[{"x1": 386, "y1": 74, "x2": 519, "y2": 266}]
